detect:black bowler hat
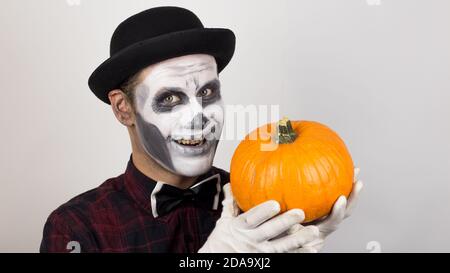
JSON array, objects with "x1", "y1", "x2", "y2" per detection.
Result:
[{"x1": 88, "y1": 6, "x2": 236, "y2": 104}]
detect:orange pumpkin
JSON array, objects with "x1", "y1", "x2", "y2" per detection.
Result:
[{"x1": 230, "y1": 117, "x2": 354, "y2": 223}]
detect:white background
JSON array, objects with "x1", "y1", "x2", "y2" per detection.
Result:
[{"x1": 1, "y1": 0, "x2": 449, "y2": 252}]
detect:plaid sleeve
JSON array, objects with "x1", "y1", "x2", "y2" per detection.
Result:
[{"x1": 39, "y1": 210, "x2": 98, "y2": 253}]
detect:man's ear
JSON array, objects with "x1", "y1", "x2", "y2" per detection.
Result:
[{"x1": 108, "y1": 89, "x2": 135, "y2": 127}]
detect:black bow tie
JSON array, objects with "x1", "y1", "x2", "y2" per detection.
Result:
[{"x1": 150, "y1": 174, "x2": 221, "y2": 218}]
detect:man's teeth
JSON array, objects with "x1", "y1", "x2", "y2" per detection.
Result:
[{"x1": 174, "y1": 138, "x2": 204, "y2": 146}]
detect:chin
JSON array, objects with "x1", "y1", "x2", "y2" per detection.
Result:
[{"x1": 171, "y1": 150, "x2": 217, "y2": 177}]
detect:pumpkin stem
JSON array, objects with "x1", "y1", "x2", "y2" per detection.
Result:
[{"x1": 276, "y1": 117, "x2": 297, "y2": 144}]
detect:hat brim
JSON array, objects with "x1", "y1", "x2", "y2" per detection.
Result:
[{"x1": 88, "y1": 28, "x2": 236, "y2": 104}]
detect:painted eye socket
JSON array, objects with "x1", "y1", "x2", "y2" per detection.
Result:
[{"x1": 198, "y1": 88, "x2": 213, "y2": 97}]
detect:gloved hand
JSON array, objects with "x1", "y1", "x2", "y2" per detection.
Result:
[
  {"x1": 288, "y1": 167, "x2": 364, "y2": 253},
  {"x1": 198, "y1": 183, "x2": 320, "y2": 253}
]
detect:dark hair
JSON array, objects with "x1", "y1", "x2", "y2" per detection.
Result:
[{"x1": 119, "y1": 70, "x2": 143, "y2": 106}]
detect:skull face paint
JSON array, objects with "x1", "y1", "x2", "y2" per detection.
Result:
[{"x1": 133, "y1": 54, "x2": 224, "y2": 177}]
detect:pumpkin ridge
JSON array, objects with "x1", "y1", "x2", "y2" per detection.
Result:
[
  {"x1": 257, "y1": 151, "x2": 271, "y2": 209},
  {"x1": 251, "y1": 138, "x2": 274, "y2": 209},
  {"x1": 291, "y1": 139, "x2": 308, "y2": 213},
  {"x1": 301, "y1": 128, "x2": 351, "y2": 172},
  {"x1": 294, "y1": 136, "x2": 323, "y2": 220},
  {"x1": 243, "y1": 142, "x2": 266, "y2": 210},
  {"x1": 231, "y1": 139, "x2": 259, "y2": 210},
  {"x1": 309, "y1": 132, "x2": 347, "y2": 219},
  {"x1": 311, "y1": 131, "x2": 353, "y2": 189},
  {"x1": 320, "y1": 137, "x2": 352, "y2": 194},
  {"x1": 265, "y1": 144, "x2": 285, "y2": 210},
  {"x1": 311, "y1": 139, "x2": 340, "y2": 217},
  {"x1": 315, "y1": 135, "x2": 345, "y2": 174}
]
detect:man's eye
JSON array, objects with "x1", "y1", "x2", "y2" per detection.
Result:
[
  {"x1": 198, "y1": 88, "x2": 213, "y2": 97},
  {"x1": 162, "y1": 94, "x2": 180, "y2": 104}
]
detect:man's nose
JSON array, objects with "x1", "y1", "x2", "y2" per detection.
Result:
[{"x1": 190, "y1": 113, "x2": 209, "y2": 130}]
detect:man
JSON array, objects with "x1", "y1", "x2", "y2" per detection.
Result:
[{"x1": 40, "y1": 6, "x2": 363, "y2": 253}]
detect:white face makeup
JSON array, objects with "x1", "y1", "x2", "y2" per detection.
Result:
[{"x1": 133, "y1": 54, "x2": 224, "y2": 177}]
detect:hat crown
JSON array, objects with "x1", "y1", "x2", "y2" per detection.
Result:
[{"x1": 110, "y1": 7, "x2": 204, "y2": 56}]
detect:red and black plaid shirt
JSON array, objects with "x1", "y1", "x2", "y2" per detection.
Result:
[{"x1": 39, "y1": 157, "x2": 229, "y2": 253}]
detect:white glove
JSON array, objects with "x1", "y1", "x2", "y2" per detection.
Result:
[
  {"x1": 288, "y1": 167, "x2": 364, "y2": 253},
  {"x1": 198, "y1": 183, "x2": 320, "y2": 253}
]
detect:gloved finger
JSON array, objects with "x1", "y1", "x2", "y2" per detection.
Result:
[
  {"x1": 271, "y1": 223, "x2": 303, "y2": 240},
  {"x1": 292, "y1": 247, "x2": 318, "y2": 253},
  {"x1": 289, "y1": 238, "x2": 324, "y2": 253},
  {"x1": 354, "y1": 167, "x2": 360, "y2": 182},
  {"x1": 303, "y1": 238, "x2": 325, "y2": 252},
  {"x1": 272, "y1": 222, "x2": 304, "y2": 240},
  {"x1": 316, "y1": 195, "x2": 347, "y2": 235},
  {"x1": 287, "y1": 223, "x2": 303, "y2": 235},
  {"x1": 222, "y1": 183, "x2": 234, "y2": 200},
  {"x1": 345, "y1": 180, "x2": 363, "y2": 218},
  {"x1": 253, "y1": 209, "x2": 305, "y2": 241},
  {"x1": 220, "y1": 183, "x2": 237, "y2": 219},
  {"x1": 239, "y1": 200, "x2": 281, "y2": 228},
  {"x1": 267, "y1": 225, "x2": 319, "y2": 253}
]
